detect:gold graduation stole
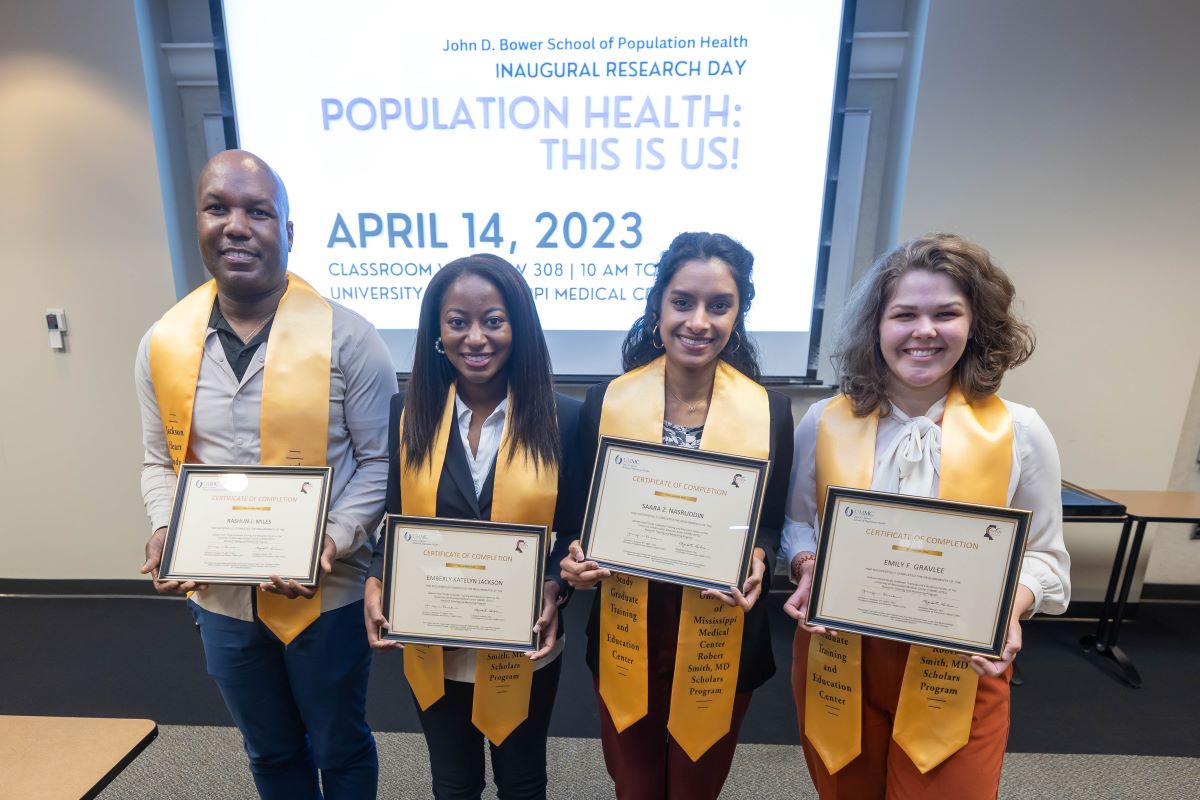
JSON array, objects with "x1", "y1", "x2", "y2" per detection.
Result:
[
  {"x1": 805, "y1": 385, "x2": 1012, "y2": 774},
  {"x1": 150, "y1": 274, "x2": 333, "y2": 645},
  {"x1": 597, "y1": 356, "x2": 770, "y2": 761},
  {"x1": 399, "y1": 385, "x2": 558, "y2": 745}
]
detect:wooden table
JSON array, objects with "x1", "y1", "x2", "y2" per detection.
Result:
[
  {"x1": 0, "y1": 716, "x2": 157, "y2": 799},
  {"x1": 1078, "y1": 490, "x2": 1200, "y2": 688}
]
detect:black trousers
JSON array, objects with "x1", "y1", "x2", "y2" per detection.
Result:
[{"x1": 414, "y1": 655, "x2": 562, "y2": 800}]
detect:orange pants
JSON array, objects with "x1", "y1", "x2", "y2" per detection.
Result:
[{"x1": 792, "y1": 629, "x2": 1011, "y2": 800}]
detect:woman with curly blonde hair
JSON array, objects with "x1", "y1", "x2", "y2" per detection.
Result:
[{"x1": 781, "y1": 233, "x2": 1070, "y2": 798}]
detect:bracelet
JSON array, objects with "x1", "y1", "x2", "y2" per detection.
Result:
[{"x1": 790, "y1": 553, "x2": 816, "y2": 583}]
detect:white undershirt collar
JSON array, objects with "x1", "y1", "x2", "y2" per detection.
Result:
[{"x1": 454, "y1": 394, "x2": 507, "y2": 499}]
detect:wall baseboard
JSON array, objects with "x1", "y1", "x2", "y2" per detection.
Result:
[
  {"x1": 1140, "y1": 582, "x2": 1200, "y2": 602},
  {"x1": 3, "y1": 580, "x2": 1195, "y2": 607},
  {"x1": 1057, "y1": 600, "x2": 1134, "y2": 621},
  {"x1": 0, "y1": 579, "x2": 162, "y2": 597}
]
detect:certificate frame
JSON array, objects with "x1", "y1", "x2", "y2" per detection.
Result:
[
  {"x1": 807, "y1": 486, "x2": 1031, "y2": 658},
  {"x1": 580, "y1": 436, "x2": 770, "y2": 592},
  {"x1": 380, "y1": 515, "x2": 548, "y2": 652},
  {"x1": 158, "y1": 463, "x2": 332, "y2": 585}
]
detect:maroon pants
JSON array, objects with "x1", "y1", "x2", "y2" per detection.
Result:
[
  {"x1": 595, "y1": 582, "x2": 754, "y2": 800},
  {"x1": 792, "y1": 628, "x2": 1011, "y2": 800}
]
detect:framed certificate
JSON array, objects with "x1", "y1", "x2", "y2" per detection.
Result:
[
  {"x1": 807, "y1": 487, "x2": 1031, "y2": 658},
  {"x1": 580, "y1": 436, "x2": 769, "y2": 592},
  {"x1": 158, "y1": 464, "x2": 332, "y2": 585},
  {"x1": 381, "y1": 516, "x2": 548, "y2": 651}
]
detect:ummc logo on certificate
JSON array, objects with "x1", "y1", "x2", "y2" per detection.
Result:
[
  {"x1": 613, "y1": 453, "x2": 648, "y2": 473},
  {"x1": 842, "y1": 505, "x2": 878, "y2": 523},
  {"x1": 401, "y1": 529, "x2": 443, "y2": 546}
]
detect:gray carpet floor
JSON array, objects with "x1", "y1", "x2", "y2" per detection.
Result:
[{"x1": 100, "y1": 725, "x2": 1200, "y2": 799}]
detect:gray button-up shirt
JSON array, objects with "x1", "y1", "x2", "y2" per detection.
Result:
[{"x1": 135, "y1": 298, "x2": 398, "y2": 621}]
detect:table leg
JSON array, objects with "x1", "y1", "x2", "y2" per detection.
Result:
[
  {"x1": 1107, "y1": 519, "x2": 1148, "y2": 652},
  {"x1": 1080, "y1": 518, "x2": 1146, "y2": 688},
  {"x1": 1095, "y1": 517, "x2": 1132, "y2": 644}
]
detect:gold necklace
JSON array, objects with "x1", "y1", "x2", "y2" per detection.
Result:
[
  {"x1": 240, "y1": 313, "x2": 274, "y2": 344},
  {"x1": 666, "y1": 383, "x2": 707, "y2": 414}
]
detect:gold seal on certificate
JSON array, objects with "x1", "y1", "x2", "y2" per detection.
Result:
[
  {"x1": 158, "y1": 464, "x2": 332, "y2": 585},
  {"x1": 807, "y1": 487, "x2": 1031, "y2": 658},
  {"x1": 380, "y1": 516, "x2": 548, "y2": 652},
  {"x1": 580, "y1": 436, "x2": 769, "y2": 592}
]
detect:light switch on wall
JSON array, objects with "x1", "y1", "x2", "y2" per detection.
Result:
[{"x1": 46, "y1": 308, "x2": 67, "y2": 350}]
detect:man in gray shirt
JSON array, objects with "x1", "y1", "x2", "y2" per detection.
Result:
[{"x1": 136, "y1": 149, "x2": 396, "y2": 799}]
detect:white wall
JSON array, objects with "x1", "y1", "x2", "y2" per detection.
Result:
[
  {"x1": 899, "y1": 0, "x2": 1200, "y2": 599},
  {"x1": 3, "y1": 0, "x2": 1198, "y2": 592},
  {"x1": 0, "y1": 0, "x2": 177, "y2": 579}
]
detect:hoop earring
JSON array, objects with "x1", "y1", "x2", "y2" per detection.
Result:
[
  {"x1": 726, "y1": 331, "x2": 742, "y2": 354},
  {"x1": 433, "y1": 337, "x2": 446, "y2": 355},
  {"x1": 651, "y1": 323, "x2": 665, "y2": 350}
]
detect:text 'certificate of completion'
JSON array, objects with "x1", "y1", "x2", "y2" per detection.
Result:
[
  {"x1": 807, "y1": 487, "x2": 1031, "y2": 657},
  {"x1": 160, "y1": 464, "x2": 331, "y2": 585},
  {"x1": 382, "y1": 517, "x2": 547, "y2": 652},
  {"x1": 581, "y1": 436, "x2": 769, "y2": 592}
]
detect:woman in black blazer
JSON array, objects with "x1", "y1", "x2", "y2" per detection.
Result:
[
  {"x1": 560, "y1": 232, "x2": 794, "y2": 800},
  {"x1": 363, "y1": 254, "x2": 581, "y2": 800}
]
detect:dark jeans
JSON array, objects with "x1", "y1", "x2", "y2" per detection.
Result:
[{"x1": 190, "y1": 599, "x2": 378, "y2": 800}]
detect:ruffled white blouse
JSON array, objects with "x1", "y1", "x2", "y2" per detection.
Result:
[{"x1": 780, "y1": 395, "x2": 1071, "y2": 616}]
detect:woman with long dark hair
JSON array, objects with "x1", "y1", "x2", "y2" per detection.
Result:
[
  {"x1": 363, "y1": 253, "x2": 580, "y2": 799},
  {"x1": 781, "y1": 234, "x2": 1070, "y2": 798},
  {"x1": 560, "y1": 232, "x2": 794, "y2": 799}
]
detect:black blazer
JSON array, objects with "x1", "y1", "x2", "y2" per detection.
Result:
[
  {"x1": 368, "y1": 391, "x2": 584, "y2": 593},
  {"x1": 576, "y1": 378, "x2": 794, "y2": 693}
]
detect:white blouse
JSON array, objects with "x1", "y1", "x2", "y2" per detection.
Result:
[
  {"x1": 455, "y1": 393, "x2": 507, "y2": 498},
  {"x1": 779, "y1": 395, "x2": 1071, "y2": 616}
]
